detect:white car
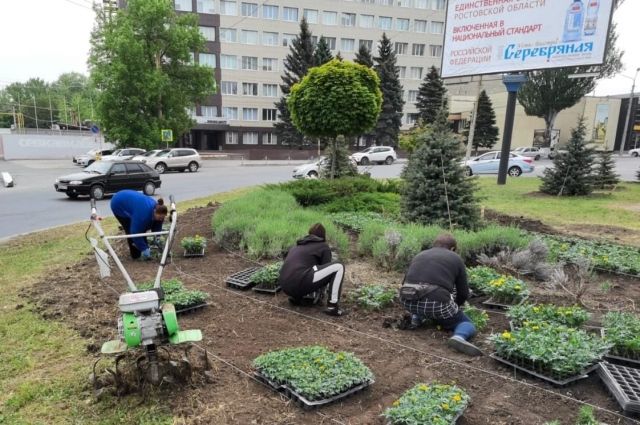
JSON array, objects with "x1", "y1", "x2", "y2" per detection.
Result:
[
  {"x1": 73, "y1": 148, "x2": 114, "y2": 166},
  {"x1": 292, "y1": 157, "x2": 357, "y2": 179},
  {"x1": 100, "y1": 148, "x2": 146, "y2": 162},
  {"x1": 141, "y1": 148, "x2": 201, "y2": 173},
  {"x1": 350, "y1": 146, "x2": 397, "y2": 165},
  {"x1": 131, "y1": 149, "x2": 165, "y2": 162},
  {"x1": 630, "y1": 148, "x2": 640, "y2": 158},
  {"x1": 513, "y1": 147, "x2": 545, "y2": 160}
]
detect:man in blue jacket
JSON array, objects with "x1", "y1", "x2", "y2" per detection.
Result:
[{"x1": 110, "y1": 190, "x2": 168, "y2": 260}]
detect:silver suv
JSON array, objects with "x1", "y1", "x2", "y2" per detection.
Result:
[
  {"x1": 350, "y1": 146, "x2": 397, "y2": 165},
  {"x1": 142, "y1": 148, "x2": 201, "y2": 174}
]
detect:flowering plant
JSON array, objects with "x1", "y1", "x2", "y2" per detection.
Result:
[
  {"x1": 383, "y1": 383, "x2": 470, "y2": 425},
  {"x1": 466, "y1": 266, "x2": 501, "y2": 293},
  {"x1": 180, "y1": 234, "x2": 207, "y2": 253},
  {"x1": 508, "y1": 304, "x2": 590, "y2": 328},
  {"x1": 484, "y1": 275, "x2": 529, "y2": 304}
]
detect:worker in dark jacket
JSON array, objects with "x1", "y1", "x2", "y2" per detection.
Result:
[
  {"x1": 278, "y1": 223, "x2": 345, "y2": 316},
  {"x1": 399, "y1": 233, "x2": 482, "y2": 356},
  {"x1": 110, "y1": 190, "x2": 168, "y2": 260}
]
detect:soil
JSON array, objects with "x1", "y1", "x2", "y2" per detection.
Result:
[{"x1": 23, "y1": 204, "x2": 640, "y2": 425}]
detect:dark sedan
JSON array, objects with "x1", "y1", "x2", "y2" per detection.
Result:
[{"x1": 54, "y1": 160, "x2": 161, "y2": 200}]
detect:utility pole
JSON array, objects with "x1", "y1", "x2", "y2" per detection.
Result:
[
  {"x1": 619, "y1": 67, "x2": 639, "y2": 156},
  {"x1": 33, "y1": 96, "x2": 39, "y2": 133},
  {"x1": 465, "y1": 75, "x2": 483, "y2": 161},
  {"x1": 48, "y1": 89, "x2": 55, "y2": 132}
]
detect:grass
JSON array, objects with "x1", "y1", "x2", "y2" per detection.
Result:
[
  {"x1": 0, "y1": 188, "x2": 249, "y2": 424},
  {"x1": 476, "y1": 178, "x2": 640, "y2": 245}
]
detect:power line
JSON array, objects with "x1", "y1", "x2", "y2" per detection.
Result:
[{"x1": 58, "y1": 0, "x2": 94, "y2": 11}]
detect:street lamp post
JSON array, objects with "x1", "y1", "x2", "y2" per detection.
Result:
[{"x1": 619, "y1": 67, "x2": 640, "y2": 156}]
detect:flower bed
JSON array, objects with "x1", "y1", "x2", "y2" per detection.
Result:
[
  {"x1": 253, "y1": 346, "x2": 374, "y2": 402},
  {"x1": 507, "y1": 304, "x2": 590, "y2": 328},
  {"x1": 348, "y1": 284, "x2": 396, "y2": 310},
  {"x1": 138, "y1": 278, "x2": 208, "y2": 310},
  {"x1": 602, "y1": 312, "x2": 640, "y2": 361},
  {"x1": 490, "y1": 323, "x2": 610, "y2": 381},
  {"x1": 484, "y1": 275, "x2": 529, "y2": 305},
  {"x1": 466, "y1": 266, "x2": 501, "y2": 294},
  {"x1": 383, "y1": 383, "x2": 470, "y2": 425},
  {"x1": 181, "y1": 234, "x2": 207, "y2": 256}
]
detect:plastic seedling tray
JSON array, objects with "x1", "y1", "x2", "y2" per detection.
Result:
[
  {"x1": 598, "y1": 361, "x2": 640, "y2": 414},
  {"x1": 490, "y1": 353, "x2": 599, "y2": 386},
  {"x1": 183, "y1": 247, "x2": 205, "y2": 258},
  {"x1": 482, "y1": 296, "x2": 527, "y2": 310},
  {"x1": 252, "y1": 282, "x2": 281, "y2": 295},
  {"x1": 600, "y1": 329, "x2": 640, "y2": 367},
  {"x1": 175, "y1": 302, "x2": 208, "y2": 315},
  {"x1": 254, "y1": 371, "x2": 373, "y2": 410},
  {"x1": 225, "y1": 267, "x2": 261, "y2": 290}
]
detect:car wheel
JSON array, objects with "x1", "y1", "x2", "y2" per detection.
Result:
[
  {"x1": 307, "y1": 170, "x2": 318, "y2": 179},
  {"x1": 534, "y1": 155, "x2": 541, "y2": 160},
  {"x1": 155, "y1": 162, "x2": 167, "y2": 174},
  {"x1": 632, "y1": 152, "x2": 639, "y2": 157},
  {"x1": 384, "y1": 156, "x2": 394, "y2": 165},
  {"x1": 66, "y1": 193, "x2": 79, "y2": 199},
  {"x1": 188, "y1": 161, "x2": 199, "y2": 172},
  {"x1": 90, "y1": 185, "x2": 105, "y2": 200},
  {"x1": 508, "y1": 166, "x2": 522, "y2": 177},
  {"x1": 464, "y1": 167, "x2": 473, "y2": 177},
  {"x1": 143, "y1": 181, "x2": 156, "y2": 196},
  {"x1": 360, "y1": 157, "x2": 370, "y2": 166}
]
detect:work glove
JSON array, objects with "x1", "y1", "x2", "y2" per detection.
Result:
[{"x1": 141, "y1": 248, "x2": 152, "y2": 260}]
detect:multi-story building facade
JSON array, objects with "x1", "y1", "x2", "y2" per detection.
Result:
[{"x1": 118, "y1": 0, "x2": 447, "y2": 152}]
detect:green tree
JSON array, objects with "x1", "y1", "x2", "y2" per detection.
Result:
[
  {"x1": 465, "y1": 90, "x2": 499, "y2": 154},
  {"x1": 89, "y1": 0, "x2": 215, "y2": 149},
  {"x1": 398, "y1": 121, "x2": 432, "y2": 154},
  {"x1": 401, "y1": 111, "x2": 480, "y2": 230},
  {"x1": 313, "y1": 36, "x2": 333, "y2": 66},
  {"x1": 288, "y1": 59, "x2": 382, "y2": 178},
  {"x1": 53, "y1": 72, "x2": 97, "y2": 126},
  {"x1": 4, "y1": 79, "x2": 55, "y2": 129},
  {"x1": 518, "y1": 25, "x2": 623, "y2": 145},
  {"x1": 540, "y1": 118, "x2": 595, "y2": 196},
  {"x1": 416, "y1": 66, "x2": 447, "y2": 126},
  {"x1": 592, "y1": 150, "x2": 620, "y2": 189},
  {"x1": 374, "y1": 33, "x2": 404, "y2": 147},
  {"x1": 354, "y1": 43, "x2": 374, "y2": 68},
  {"x1": 274, "y1": 18, "x2": 316, "y2": 149}
]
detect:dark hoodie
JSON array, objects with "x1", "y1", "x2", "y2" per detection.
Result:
[{"x1": 278, "y1": 235, "x2": 332, "y2": 291}]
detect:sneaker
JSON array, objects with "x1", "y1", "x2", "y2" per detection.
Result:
[
  {"x1": 324, "y1": 306, "x2": 346, "y2": 317},
  {"x1": 447, "y1": 336, "x2": 483, "y2": 357}
]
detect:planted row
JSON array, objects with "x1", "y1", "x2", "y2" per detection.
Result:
[
  {"x1": 508, "y1": 304, "x2": 590, "y2": 328},
  {"x1": 138, "y1": 278, "x2": 208, "y2": 310}
]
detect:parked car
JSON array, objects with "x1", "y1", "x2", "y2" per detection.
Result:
[
  {"x1": 54, "y1": 160, "x2": 161, "y2": 200},
  {"x1": 131, "y1": 149, "x2": 165, "y2": 162},
  {"x1": 513, "y1": 147, "x2": 545, "y2": 160},
  {"x1": 462, "y1": 151, "x2": 535, "y2": 177},
  {"x1": 140, "y1": 148, "x2": 201, "y2": 174},
  {"x1": 73, "y1": 148, "x2": 114, "y2": 166},
  {"x1": 292, "y1": 156, "x2": 358, "y2": 179},
  {"x1": 629, "y1": 147, "x2": 640, "y2": 157},
  {"x1": 350, "y1": 146, "x2": 397, "y2": 165},
  {"x1": 548, "y1": 148, "x2": 569, "y2": 160},
  {"x1": 100, "y1": 148, "x2": 146, "y2": 162}
]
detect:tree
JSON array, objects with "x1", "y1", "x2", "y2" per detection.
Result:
[
  {"x1": 313, "y1": 36, "x2": 333, "y2": 66},
  {"x1": 401, "y1": 110, "x2": 480, "y2": 230},
  {"x1": 274, "y1": 18, "x2": 316, "y2": 149},
  {"x1": 518, "y1": 25, "x2": 623, "y2": 145},
  {"x1": 373, "y1": 33, "x2": 404, "y2": 147},
  {"x1": 354, "y1": 44, "x2": 374, "y2": 68},
  {"x1": 592, "y1": 150, "x2": 620, "y2": 189},
  {"x1": 540, "y1": 118, "x2": 595, "y2": 196},
  {"x1": 4, "y1": 79, "x2": 54, "y2": 129},
  {"x1": 465, "y1": 90, "x2": 499, "y2": 154},
  {"x1": 288, "y1": 59, "x2": 382, "y2": 178},
  {"x1": 89, "y1": 0, "x2": 215, "y2": 149},
  {"x1": 416, "y1": 66, "x2": 447, "y2": 126}
]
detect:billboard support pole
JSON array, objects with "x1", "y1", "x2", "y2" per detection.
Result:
[{"x1": 497, "y1": 74, "x2": 527, "y2": 185}]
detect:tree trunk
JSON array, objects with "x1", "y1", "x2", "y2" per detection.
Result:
[
  {"x1": 330, "y1": 138, "x2": 336, "y2": 179},
  {"x1": 544, "y1": 111, "x2": 559, "y2": 147}
]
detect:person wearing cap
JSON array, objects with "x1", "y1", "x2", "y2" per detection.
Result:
[
  {"x1": 278, "y1": 223, "x2": 346, "y2": 316},
  {"x1": 399, "y1": 233, "x2": 482, "y2": 356}
]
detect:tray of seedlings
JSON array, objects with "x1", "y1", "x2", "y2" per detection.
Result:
[
  {"x1": 181, "y1": 235, "x2": 207, "y2": 258},
  {"x1": 383, "y1": 383, "x2": 470, "y2": 425},
  {"x1": 250, "y1": 262, "x2": 283, "y2": 295},
  {"x1": 481, "y1": 275, "x2": 530, "y2": 310},
  {"x1": 601, "y1": 312, "x2": 640, "y2": 367},
  {"x1": 225, "y1": 267, "x2": 262, "y2": 290}
]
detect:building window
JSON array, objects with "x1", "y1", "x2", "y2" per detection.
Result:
[
  {"x1": 220, "y1": 54, "x2": 238, "y2": 69},
  {"x1": 262, "y1": 108, "x2": 277, "y2": 121},
  {"x1": 325, "y1": 37, "x2": 336, "y2": 50},
  {"x1": 431, "y1": 21, "x2": 444, "y2": 34},
  {"x1": 202, "y1": 106, "x2": 217, "y2": 117},
  {"x1": 323, "y1": 11, "x2": 338, "y2": 25},
  {"x1": 303, "y1": 9, "x2": 318, "y2": 24},
  {"x1": 263, "y1": 4, "x2": 278, "y2": 19},
  {"x1": 240, "y1": 30, "x2": 258, "y2": 45},
  {"x1": 414, "y1": 19, "x2": 427, "y2": 33},
  {"x1": 220, "y1": 0, "x2": 236, "y2": 15},
  {"x1": 282, "y1": 33, "x2": 296, "y2": 47},
  {"x1": 396, "y1": 18, "x2": 410, "y2": 31},
  {"x1": 378, "y1": 16, "x2": 392, "y2": 30},
  {"x1": 430, "y1": 44, "x2": 443, "y2": 57},
  {"x1": 262, "y1": 133, "x2": 278, "y2": 145},
  {"x1": 262, "y1": 31, "x2": 278, "y2": 46},
  {"x1": 359, "y1": 39, "x2": 373, "y2": 50},
  {"x1": 398, "y1": 0, "x2": 412, "y2": 6},
  {"x1": 341, "y1": 12, "x2": 356, "y2": 27},
  {"x1": 397, "y1": 66, "x2": 407, "y2": 78},
  {"x1": 197, "y1": 0, "x2": 214, "y2": 13},
  {"x1": 242, "y1": 108, "x2": 258, "y2": 121},
  {"x1": 223, "y1": 107, "x2": 238, "y2": 120},
  {"x1": 282, "y1": 7, "x2": 298, "y2": 22},
  {"x1": 241, "y1": 56, "x2": 258, "y2": 70},
  {"x1": 410, "y1": 66, "x2": 423, "y2": 79},
  {"x1": 407, "y1": 90, "x2": 419, "y2": 102},
  {"x1": 394, "y1": 42, "x2": 408, "y2": 55},
  {"x1": 262, "y1": 84, "x2": 278, "y2": 97},
  {"x1": 198, "y1": 53, "x2": 216, "y2": 67},
  {"x1": 341, "y1": 38, "x2": 355, "y2": 52},
  {"x1": 359, "y1": 14, "x2": 374, "y2": 28},
  {"x1": 433, "y1": 0, "x2": 446, "y2": 10},
  {"x1": 174, "y1": 0, "x2": 192, "y2": 12},
  {"x1": 243, "y1": 132, "x2": 259, "y2": 144},
  {"x1": 241, "y1": 2, "x2": 258, "y2": 17},
  {"x1": 262, "y1": 57, "x2": 278, "y2": 72},
  {"x1": 219, "y1": 28, "x2": 237, "y2": 42},
  {"x1": 220, "y1": 81, "x2": 238, "y2": 95},
  {"x1": 199, "y1": 26, "x2": 216, "y2": 42},
  {"x1": 415, "y1": 0, "x2": 428, "y2": 8},
  {"x1": 225, "y1": 131, "x2": 238, "y2": 144},
  {"x1": 242, "y1": 82, "x2": 258, "y2": 96},
  {"x1": 412, "y1": 43, "x2": 425, "y2": 56},
  {"x1": 406, "y1": 113, "x2": 419, "y2": 126}
]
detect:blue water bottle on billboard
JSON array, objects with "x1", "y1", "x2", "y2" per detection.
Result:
[
  {"x1": 584, "y1": 0, "x2": 599, "y2": 36},
  {"x1": 563, "y1": 0, "x2": 585, "y2": 42}
]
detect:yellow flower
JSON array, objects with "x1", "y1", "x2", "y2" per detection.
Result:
[
  {"x1": 533, "y1": 307, "x2": 541, "y2": 313},
  {"x1": 502, "y1": 331, "x2": 512, "y2": 340},
  {"x1": 418, "y1": 384, "x2": 429, "y2": 391},
  {"x1": 392, "y1": 400, "x2": 400, "y2": 407},
  {"x1": 532, "y1": 325, "x2": 540, "y2": 330},
  {"x1": 441, "y1": 403, "x2": 450, "y2": 410},
  {"x1": 514, "y1": 285, "x2": 522, "y2": 290},
  {"x1": 452, "y1": 394, "x2": 462, "y2": 402}
]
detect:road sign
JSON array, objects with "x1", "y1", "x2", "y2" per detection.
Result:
[
  {"x1": 634, "y1": 125, "x2": 640, "y2": 132},
  {"x1": 161, "y1": 129, "x2": 173, "y2": 142},
  {"x1": 90, "y1": 125, "x2": 100, "y2": 134}
]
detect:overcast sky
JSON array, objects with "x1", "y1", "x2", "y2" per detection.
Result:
[{"x1": 0, "y1": 0, "x2": 638, "y2": 96}]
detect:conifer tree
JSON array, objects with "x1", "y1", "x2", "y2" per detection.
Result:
[
  {"x1": 313, "y1": 36, "x2": 333, "y2": 66},
  {"x1": 321, "y1": 135, "x2": 358, "y2": 178},
  {"x1": 540, "y1": 118, "x2": 595, "y2": 196},
  {"x1": 466, "y1": 90, "x2": 499, "y2": 154},
  {"x1": 592, "y1": 150, "x2": 620, "y2": 189},
  {"x1": 373, "y1": 33, "x2": 404, "y2": 147},
  {"x1": 355, "y1": 43, "x2": 374, "y2": 68},
  {"x1": 274, "y1": 19, "x2": 315, "y2": 148},
  {"x1": 416, "y1": 66, "x2": 447, "y2": 126},
  {"x1": 401, "y1": 110, "x2": 480, "y2": 230}
]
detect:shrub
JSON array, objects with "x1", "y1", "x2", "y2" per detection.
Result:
[
  {"x1": 463, "y1": 305, "x2": 489, "y2": 331},
  {"x1": 138, "y1": 278, "x2": 208, "y2": 309},
  {"x1": 318, "y1": 192, "x2": 400, "y2": 217},
  {"x1": 348, "y1": 284, "x2": 396, "y2": 310},
  {"x1": 508, "y1": 304, "x2": 590, "y2": 328},
  {"x1": 250, "y1": 262, "x2": 283, "y2": 288},
  {"x1": 484, "y1": 275, "x2": 529, "y2": 304},
  {"x1": 466, "y1": 266, "x2": 501, "y2": 293},
  {"x1": 328, "y1": 211, "x2": 387, "y2": 233},
  {"x1": 603, "y1": 311, "x2": 640, "y2": 360},
  {"x1": 180, "y1": 235, "x2": 206, "y2": 253},
  {"x1": 383, "y1": 383, "x2": 470, "y2": 425}
]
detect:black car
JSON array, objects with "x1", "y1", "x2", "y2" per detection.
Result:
[{"x1": 54, "y1": 160, "x2": 161, "y2": 200}]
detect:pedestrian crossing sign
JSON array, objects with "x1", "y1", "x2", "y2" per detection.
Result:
[{"x1": 161, "y1": 129, "x2": 173, "y2": 142}]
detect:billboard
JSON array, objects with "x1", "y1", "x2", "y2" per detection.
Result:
[
  {"x1": 593, "y1": 103, "x2": 609, "y2": 144},
  {"x1": 442, "y1": 0, "x2": 615, "y2": 78}
]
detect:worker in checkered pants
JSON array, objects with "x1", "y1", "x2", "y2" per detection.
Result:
[{"x1": 400, "y1": 234, "x2": 482, "y2": 356}]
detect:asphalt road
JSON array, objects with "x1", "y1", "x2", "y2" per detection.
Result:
[{"x1": 0, "y1": 157, "x2": 638, "y2": 241}]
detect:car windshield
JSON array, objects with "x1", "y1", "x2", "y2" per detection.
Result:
[
  {"x1": 109, "y1": 149, "x2": 122, "y2": 156},
  {"x1": 142, "y1": 150, "x2": 160, "y2": 157},
  {"x1": 357, "y1": 148, "x2": 373, "y2": 154},
  {"x1": 84, "y1": 161, "x2": 112, "y2": 174}
]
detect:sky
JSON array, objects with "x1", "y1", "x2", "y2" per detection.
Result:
[{"x1": 0, "y1": 0, "x2": 638, "y2": 96}]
